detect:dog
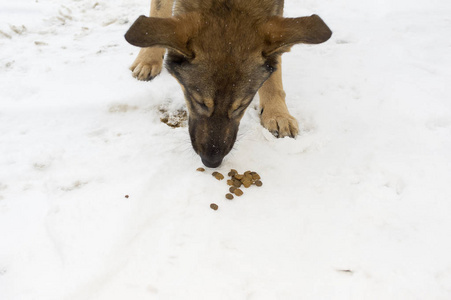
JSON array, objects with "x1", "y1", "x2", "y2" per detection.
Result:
[{"x1": 125, "y1": 0, "x2": 332, "y2": 167}]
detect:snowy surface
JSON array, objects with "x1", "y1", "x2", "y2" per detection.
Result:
[{"x1": 1, "y1": 0, "x2": 451, "y2": 299}]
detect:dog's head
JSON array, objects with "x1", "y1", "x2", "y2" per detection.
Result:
[{"x1": 125, "y1": 12, "x2": 331, "y2": 167}]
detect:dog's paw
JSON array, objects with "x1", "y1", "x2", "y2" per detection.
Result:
[
  {"x1": 130, "y1": 61, "x2": 162, "y2": 81},
  {"x1": 130, "y1": 48, "x2": 165, "y2": 81},
  {"x1": 261, "y1": 109, "x2": 299, "y2": 138}
]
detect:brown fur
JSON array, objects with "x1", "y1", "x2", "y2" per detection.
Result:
[{"x1": 125, "y1": 0, "x2": 331, "y2": 167}]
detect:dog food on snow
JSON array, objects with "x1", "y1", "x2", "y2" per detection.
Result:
[
  {"x1": 230, "y1": 170, "x2": 262, "y2": 189},
  {"x1": 198, "y1": 168, "x2": 263, "y2": 208}
]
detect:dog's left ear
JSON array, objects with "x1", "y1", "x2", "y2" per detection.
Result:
[{"x1": 261, "y1": 14, "x2": 332, "y2": 56}]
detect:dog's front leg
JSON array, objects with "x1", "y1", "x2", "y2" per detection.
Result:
[
  {"x1": 258, "y1": 56, "x2": 299, "y2": 138},
  {"x1": 129, "y1": 0, "x2": 174, "y2": 81}
]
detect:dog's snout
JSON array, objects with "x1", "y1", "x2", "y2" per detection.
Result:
[
  {"x1": 201, "y1": 155, "x2": 224, "y2": 168},
  {"x1": 189, "y1": 115, "x2": 238, "y2": 168}
]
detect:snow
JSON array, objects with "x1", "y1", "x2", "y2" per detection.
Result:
[{"x1": 1, "y1": 0, "x2": 451, "y2": 299}]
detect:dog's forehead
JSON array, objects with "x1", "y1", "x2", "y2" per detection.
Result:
[
  {"x1": 188, "y1": 37, "x2": 266, "y2": 86},
  {"x1": 185, "y1": 57, "x2": 265, "y2": 94},
  {"x1": 191, "y1": 13, "x2": 264, "y2": 53}
]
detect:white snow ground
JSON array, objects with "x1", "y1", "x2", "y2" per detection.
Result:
[{"x1": 1, "y1": 0, "x2": 451, "y2": 299}]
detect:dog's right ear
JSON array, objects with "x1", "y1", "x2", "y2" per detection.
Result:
[{"x1": 125, "y1": 15, "x2": 197, "y2": 58}]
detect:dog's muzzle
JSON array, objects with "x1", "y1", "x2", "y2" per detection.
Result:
[{"x1": 200, "y1": 154, "x2": 224, "y2": 168}]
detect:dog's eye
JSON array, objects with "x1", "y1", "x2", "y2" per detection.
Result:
[
  {"x1": 193, "y1": 100, "x2": 209, "y2": 111},
  {"x1": 230, "y1": 97, "x2": 253, "y2": 119},
  {"x1": 167, "y1": 53, "x2": 191, "y2": 67},
  {"x1": 190, "y1": 92, "x2": 213, "y2": 116},
  {"x1": 192, "y1": 100, "x2": 214, "y2": 117},
  {"x1": 231, "y1": 105, "x2": 246, "y2": 119}
]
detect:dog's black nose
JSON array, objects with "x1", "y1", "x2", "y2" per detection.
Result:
[{"x1": 201, "y1": 155, "x2": 223, "y2": 168}]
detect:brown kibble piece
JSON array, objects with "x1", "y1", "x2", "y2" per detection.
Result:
[
  {"x1": 197, "y1": 167, "x2": 205, "y2": 172},
  {"x1": 210, "y1": 203, "x2": 218, "y2": 210},
  {"x1": 227, "y1": 179, "x2": 234, "y2": 186},
  {"x1": 234, "y1": 188, "x2": 243, "y2": 196},
  {"x1": 242, "y1": 180, "x2": 252, "y2": 188},
  {"x1": 228, "y1": 169, "x2": 238, "y2": 177},
  {"x1": 225, "y1": 193, "x2": 234, "y2": 200},
  {"x1": 255, "y1": 180, "x2": 263, "y2": 187},
  {"x1": 212, "y1": 172, "x2": 224, "y2": 180},
  {"x1": 233, "y1": 180, "x2": 242, "y2": 187},
  {"x1": 229, "y1": 186, "x2": 236, "y2": 193},
  {"x1": 125, "y1": 195, "x2": 129, "y2": 198},
  {"x1": 252, "y1": 173, "x2": 261, "y2": 180},
  {"x1": 234, "y1": 174, "x2": 244, "y2": 180}
]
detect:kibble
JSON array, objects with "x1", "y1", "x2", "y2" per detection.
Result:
[
  {"x1": 227, "y1": 179, "x2": 234, "y2": 186},
  {"x1": 255, "y1": 180, "x2": 263, "y2": 187},
  {"x1": 242, "y1": 179, "x2": 252, "y2": 188},
  {"x1": 234, "y1": 188, "x2": 243, "y2": 196},
  {"x1": 229, "y1": 186, "x2": 236, "y2": 193},
  {"x1": 233, "y1": 180, "x2": 242, "y2": 187},
  {"x1": 210, "y1": 203, "x2": 218, "y2": 210},
  {"x1": 125, "y1": 195, "x2": 129, "y2": 198},
  {"x1": 228, "y1": 169, "x2": 238, "y2": 176},
  {"x1": 212, "y1": 172, "x2": 224, "y2": 180},
  {"x1": 225, "y1": 193, "x2": 234, "y2": 200},
  {"x1": 197, "y1": 167, "x2": 205, "y2": 172}
]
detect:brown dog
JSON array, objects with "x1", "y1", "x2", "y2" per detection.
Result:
[{"x1": 125, "y1": 0, "x2": 331, "y2": 167}]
